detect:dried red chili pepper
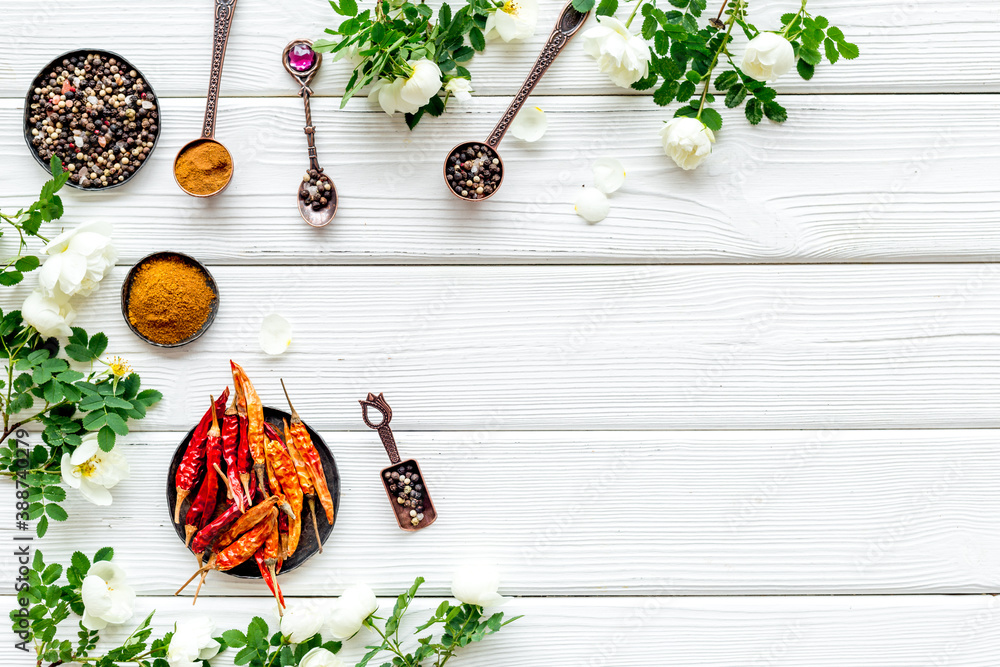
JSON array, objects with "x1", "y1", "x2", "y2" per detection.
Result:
[
  {"x1": 263, "y1": 421, "x2": 303, "y2": 558},
  {"x1": 191, "y1": 502, "x2": 242, "y2": 555},
  {"x1": 256, "y1": 515, "x2": 285, "y2": 614},
  {"x1": 220, "y1": 399, "x2": 248, "y2": 511},
  {"x1": 215, "y1": 495, "x2": 279, "y2": 551},
  {"x1": 281, "y1": 380, "x2": 334, "y2": 524},
  {"x1": 284, "y1": 418, "x2": 322, "y2": 552},
  {"x1": 184, "y1": 399, "x2": 223, "y2": 546},
  {"x1": 231, "y1": 361, "x2": 266, "y2": 492},
  {"x1": 176, "y1": 508, "x2": 278, "y2": 604},
  {"x1": 173, "y1": 389, "x2": 229, "y2": 523}
]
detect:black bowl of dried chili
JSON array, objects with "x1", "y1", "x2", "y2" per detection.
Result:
[{"x1": 166, "y1": 406, "x2": 340, "y2": 577}]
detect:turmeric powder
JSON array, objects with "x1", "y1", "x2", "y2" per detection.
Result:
[
  {"x1": 174, "y1": 139, "x2": 233, "y2": 195},
  {"x1": 127, "y1": 255, "x2": 215, "y2": 345}
]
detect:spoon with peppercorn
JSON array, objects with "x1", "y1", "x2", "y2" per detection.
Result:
[
  {"x1": 360, "y1": 393, "x2": 437, "y2": 531},
  {"x1": 283, "y1": 40, "x2": 337, "y2": 227},
  {"x1": 444, "y1": 0, "x2": 590, "y2": 201}
]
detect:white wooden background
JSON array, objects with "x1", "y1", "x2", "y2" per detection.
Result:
[{"x1": 2, "y1": 0, "x2": 1000, "y2": 664}]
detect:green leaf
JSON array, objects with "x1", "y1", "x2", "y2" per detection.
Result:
[
  {"x1": 837, "y1": 40, "x2": 859, "y2": 59},
  {"x1": 653, "y1": 80, "x2": 679, "y2": 106},
  {"x1": 14, "y1": 256, "x2": 40, "y2": 273},
  {"x1": 137, "y1": 388, "x2": 163, "y2": 407},
  {"x1": 823, "y1": 37, "x2": 840, "y2": 64},
  {"x1": 222, "y1": 629, "x2": 248, "y2": 648},
  {"x1": 41, "y1": 563, "x2": 63, "y2": 584},
  {"x1": 0, "y1": 271, "x2": 24, "y2": 287},
  {"x1": 341, "y1": 0, "x2": 358, "y2": 15},
  {"x1": 631, "y1": 73, "x2": 658, "y2": 91},
  {"x1": 725, "y1": 83, "x2": 746, "y2": 108},
  {"x1": 753, "y1": 86, "x2": 776, "y2": 102},
  {"x1": 469, "y1": 26, "x2": 485, "y2": 51},
  {"x1": 700, "y1": 107, "x2": 723, "y2": 132},
  {"x1": 763, "y1": 101, "x2": 787, "y2": 123},
  {"x1": 98, "y1": 426, "x2": 116, "y2": 452},
  {"x1": 714, "y1": 70, "x2": 738, "y2": 90},
  {"x1": 676, "y1": 79, "x2": 696, "y2": 102},
  {"x1": 799, "y1": 47, "x2": 822, "y2": 66},
  {"x1": 745, "y1": 98, "x2": 763, "y2": 124},
  {"x1": 43, "y1": 486, "x2": 66, "y2": 502},
  {"x1": 82, "y1": 411, "x2": 106, "y2": 431},
  {"x1": 796, "y1": 58, "x2": 815, "y2": 80},
  {"x1": 88, "y1": 332, "x2": 108, "y2": 358},
  {"x1": 94, "y1": 547, "x2": 114, "y2": 562},
  {"x1": 71, "y1": 551, "x2": 91, "y2": 574},
  {"x1": 65, "y1": 344, "x2": 93, "y2": 363},
  {"x1": 596, "y1": 0, "x2": 617, "y2": 16},
  {"x1": 46, "y1": 504, "x2": 68, "y2": 521},
  {"x1": 826, "y1": 26, "x2": 844, "y2": 40},
  {"x1": 813, "y1": 15, "x2": 829, "y2": 29},
  {"x1": 572, "y1": 0, "x2": 595, "y2": 11}
]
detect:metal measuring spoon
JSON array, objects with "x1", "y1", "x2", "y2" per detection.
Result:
[
  {"x1": 444, "y1": 0, "x2": 590, "y2": 202},
  {"x1": 360, "y1": 393, "x2": 437, "y2": 531},
  {"x1": 283, "y1": 40, "x2": 337, "y2": 227},
  {"x1": 174, "y1": 0, "x2": 239, "y2": 197}
]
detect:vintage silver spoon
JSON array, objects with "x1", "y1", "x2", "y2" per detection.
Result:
[{"x1": 283, "y1": 39, "x2": 337, "y2": 226}]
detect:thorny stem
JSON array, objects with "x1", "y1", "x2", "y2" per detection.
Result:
[
  {"x1": 696, "y1": 0, "x2": 740, "y2": 120},
  {"x1": 781, "y1": 0, "x2": 808, "y2": 36},
  {"x1": 624, "y1": 0, "x2": 647, "y2": 28},
  {"x1": 367, "y1": 619, "x2": 412, "y2": 665}
]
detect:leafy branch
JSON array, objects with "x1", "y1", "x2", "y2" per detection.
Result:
[
  {"x1": 0, "y1": 155, "x2": 70, "y2": 287},
  {"x1": 0, "y1": 308, "x2": 162, "y2": 536}
]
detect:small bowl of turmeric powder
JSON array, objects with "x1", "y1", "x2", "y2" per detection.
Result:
[{"x1": 121, "y1": 251, "x2": 219, "y2": 347}]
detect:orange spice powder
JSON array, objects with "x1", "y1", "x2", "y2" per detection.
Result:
[
  {"x1": 127, "y1": 255, "x2": 215, "y2": 345},
  {"x1": 174, "y1": 139, "x2": 232, "y2": 195}
]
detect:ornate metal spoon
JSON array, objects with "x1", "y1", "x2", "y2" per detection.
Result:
[
  {"x1": 444, "y1": 0, "x2": 590, "y2": 202},
  {"x1": 283, "y1": 39, "x2": 337, "y2": 226}
]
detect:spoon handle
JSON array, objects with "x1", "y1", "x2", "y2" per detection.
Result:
[
  {"x1": 202, "y1": 0, "x2": 239, "y2": 139},
  {"x1": 300, "y1": 88, "x2": 322, "y2": 172},
  {"x1": 360, "y1": 393, "x2": 402, "y2": 465},
  {"x1": 486, "y1": 0, "x2": 590, "y2": 148}
]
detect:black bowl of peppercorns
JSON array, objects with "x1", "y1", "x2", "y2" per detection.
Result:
[
  {"x1": 444, "y1": 141, "x2": 504, "y2": 201},
  {"x1": 23, "y1": 49, "x2": 161, "y2": 190}
]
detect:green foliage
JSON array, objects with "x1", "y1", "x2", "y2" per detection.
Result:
[
  {"x1": 224, "y1": 616, "x2": 341, "y2": 667},
  {"x1": 9, "y1": 548, "x2": 174, "y2": 667},
  {"x1": 0, "y1": 309, "x2": 162, "y2": 536},
  {"x1": 0, "y1": 156, "x2": 70, "y2": 287},
  {"x1": 776, "y1": 7, "x2": 858, "y2": 84},
  {"x1": 360, "y1": 577, "x2": 521, "y2": 667},
  {"x1": 315, "y1": 0, "x2": 496, "y2": 129}
]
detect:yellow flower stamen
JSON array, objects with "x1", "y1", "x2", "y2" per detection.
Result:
[
  {"x1": 501, "y1": 0, "x2": 520, "y2": 15},
  {"x1": 75, "y1": 458, "x2": 97, "y2": 478},
  {"x1": 106, "y1": 356, "x2": 132, "y2": 378}
]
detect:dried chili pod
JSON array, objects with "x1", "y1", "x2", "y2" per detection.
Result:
[
  {"x1": 263, "y1": 421, "x2": 303, "y2": 558},
  {"x1": 184, "y1": 399, "x2": 223, "y2": 545},
  {"x1": 191, "y1": 502, "x2": 242, "y2": 554},
  {"x1": 173, "y1": 389, "x2": 229, "y2": 523},
  {"x1": 284, "y1": 418, "x2": 322, "y2": 552},
  {"x1": 231, "y1": 361, "x2": 266, "y2": 491},
  {"x1": 280, "y1": 379, "x2": 334, "y2": 524},
  {"x1": 221, "y1": 398, "x2": 247, "y2": 511},
  {"x1": 215, "y1": 495, "x2": 279, "y2": 552}
]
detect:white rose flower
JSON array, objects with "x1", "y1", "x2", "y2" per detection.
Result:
[
  {"x1": 485, "y1": 0, "x2": 538, "y2": 42},
  {"x1": 371, "y1": 60, "x2": 442, "y2": 116},
  {"x1": 582, "y1": 16, "x2": 651, "y2": 88},
  {"x1": 60, "y1": 432, "x2": 129, "y2": 506},
  {"x1": 80, "y1": 561, "x2": 135, "y2": 630},
  {"x1": 38, "y1": 220, "x2": 117, "y2": 299},
  {"x1": 22, "y1": 289, "x2": 76, "y2": 339},
  {"x1": 740, "y1": 31, "x2": 795, "y2": 82},
  {"x1": 166, "y1": 617, "x2": 221, "y2": 667},
  {"x1": 445, "y1": 77, "x2": 473, "y2": 102},
  {"x1": 325, "y1": 583, "x2": 378, "y2": 639},
  {"x1": 451, "y1": 563, "x2": 504, "y2": 607},
  {"x1": 659, "y1": 116, "x2": 715, "y2": 170},
  {"x1": 300, "y1": 647, "x2": 346, "y2": 667},
  {"x1": 280, "y1": 603, "x2": 325, "y2": 643}
]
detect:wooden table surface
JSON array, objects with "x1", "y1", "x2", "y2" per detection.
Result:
[{"x1": 3, "y1": 0, "x2": 1000, "y2": 664}]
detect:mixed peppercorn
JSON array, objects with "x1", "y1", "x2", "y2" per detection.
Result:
[
  {"x1": 173, "y1": 361, "x2": 334, "y2": 613},
  {"x1": 26, "y1": 52, "x2": 159, "y2": 189},
  {"x1": 300, "y1": 169, "x2": 334, "y2": 210},
  {"x1": 384, "y1": 463, "x2": 427, "y2": 527},
  {"x1": 446, "y1": 143, "x2": 502, "y2": 200}
]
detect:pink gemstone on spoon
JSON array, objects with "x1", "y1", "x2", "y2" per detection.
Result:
[{"x1": 288, "y1": 43, "x2": 316, "y2": 72}]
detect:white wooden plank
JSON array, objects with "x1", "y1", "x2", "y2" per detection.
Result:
[
  {"x1": 1, "y1": 0, "x2": 996, "y2": 97},
  {"x1": 4, "y1": 430, "x2": 999, "y2": 595},
  {"x1": 33, "y1": 595, "x2": 1000, "y2": 667},
  {"x1": 3, "y1": 263, "x2": 998, "y2": 431},
  {"x1": 2, "y1": 96, "x2": 999, "y2": 264}
]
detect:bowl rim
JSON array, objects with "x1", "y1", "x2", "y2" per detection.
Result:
[
  {"x1": 120, "y1": 251, "x2": 219, "y2": 348},
  {"x1": 22, "y1": 48, "x2": 162, "y2": 191}
]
